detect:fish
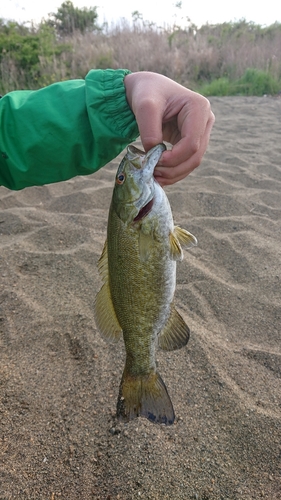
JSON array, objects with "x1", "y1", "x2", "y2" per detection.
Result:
[{"x1": 94, "y1": 143, "x2": 197, "y2": 425}]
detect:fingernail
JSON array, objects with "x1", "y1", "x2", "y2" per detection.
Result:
[{"x1": 154, "y1": 169, "x2": 162, "y2": 177}]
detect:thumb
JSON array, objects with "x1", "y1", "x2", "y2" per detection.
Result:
[{"x1": 134, "y1": 98, "x2": 164, "y2": 152}]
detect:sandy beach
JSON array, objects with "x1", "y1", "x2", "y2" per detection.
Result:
[{"x1": 0, "y1": 96, "x2": 281, "y2": 499}]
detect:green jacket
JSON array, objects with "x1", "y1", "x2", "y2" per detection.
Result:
[{"x1": 0, "y1": 69, "x2": 139, "y2": 190}]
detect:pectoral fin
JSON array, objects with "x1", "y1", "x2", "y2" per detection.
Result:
[
  {"x1": 94, "y1": 240, "x2": 122, "y2": 342},
  {"x1": 169, "y1": 226, "x2": 197, "y2": 261},
  {"x1": 139, "y1": 231, "x2": 154, "y2": 262},
  {"x1": 158, "y1": 305, "x2": 190, "y2": 351}
]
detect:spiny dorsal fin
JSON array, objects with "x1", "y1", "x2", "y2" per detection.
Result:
[
  {"x1": 97, "y1": 240, "x2": 109, "y2": 282},
  {"x1": 173, "y1": 226, "x2": 197, "y2": 249},
  {"x1": 94, "y1": 283, "x2": 122, "y2": 342},
  {"x1": 94, "y1": 240, "x2": 122, "y2": 342},
  {"x1": 158, "y1": 305, "x2": 190, "y2": 351}
]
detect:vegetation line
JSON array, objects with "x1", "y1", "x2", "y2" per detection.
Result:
[{"x1": 1, "y1": 1, "x2": 281, "y2": 96}]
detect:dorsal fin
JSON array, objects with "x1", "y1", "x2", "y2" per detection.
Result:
[
  {"x1": 94, "y1": 240, "x2": 122, "y2": 342},
  {"x1": 158, "y1": 305, "x2": 190, "y2": 351},
  {"x1": 97, "y1": 240, "x2": 109, "y2": 281}
]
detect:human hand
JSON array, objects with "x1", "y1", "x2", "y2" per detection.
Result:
[{"x1": 124, "y1": 72, "x2": 215, "y2": 186}]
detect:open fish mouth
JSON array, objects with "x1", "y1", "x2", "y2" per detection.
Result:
[{"x1": 133, "y1": 198, "x2": 154, "y2": 222}]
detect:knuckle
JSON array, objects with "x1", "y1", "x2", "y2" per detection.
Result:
[{"x1": 188, "y1": 138, "x2": 201, "y2": 156}]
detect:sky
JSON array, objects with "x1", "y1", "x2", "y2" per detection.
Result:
[{"x1": 3, "y1": 0, "x2": 281, "y2": 28}]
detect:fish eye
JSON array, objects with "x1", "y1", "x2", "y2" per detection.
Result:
[{"x1": 116, "y1": 173, "x2": 126, "y2": 185}]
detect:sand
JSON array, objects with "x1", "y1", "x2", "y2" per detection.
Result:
[{"x1": 0, "y1": 96, "x2": 281, "y2": 500}]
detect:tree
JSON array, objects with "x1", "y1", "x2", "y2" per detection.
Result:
[{"x1": 48, "y1": 1, "x2": 99, "y2": 36}]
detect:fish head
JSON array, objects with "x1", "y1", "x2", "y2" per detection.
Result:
[{"x1": 112, "y1": 143, "x2": 166, "y2": 224}]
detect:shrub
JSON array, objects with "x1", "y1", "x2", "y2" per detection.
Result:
[
  {"x1": 235, "y1": 68, "x2": 280, "y2": 95},
  {"x1": 200, "y1": 69, "x2": 281, "y2": 96},
  {"x1": 199, "y1": 77, "x2": 231, "y2": 96},
  {"x1": 1, "y1": 9, "x2": 281, "y2": 95}
]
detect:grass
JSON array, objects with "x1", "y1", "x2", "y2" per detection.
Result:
[
  {"x1": 1, "y1": 17, "x2": 281, "y2": 95},
  {"x1": 199, "y1": 69, "x2": 281, "y2": 96}
]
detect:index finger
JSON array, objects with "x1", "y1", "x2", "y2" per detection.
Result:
[
  {"x1": 159, "y1": 108, "x2": 215, "y2": 168},
  {"x1": 155, "y1": 114, "x2": 215, "y2": 184}
]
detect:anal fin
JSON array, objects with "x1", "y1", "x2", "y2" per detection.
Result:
[{"x1": 158, "y1": 305, "x2": 190, "y2": 351}]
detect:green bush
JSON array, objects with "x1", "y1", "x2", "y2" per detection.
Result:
[
  {"x1": 199, "y1": 69, "x2": 281, "y2": 96},
  {"x1": 199, "y1": 77, "x2": 232, "y2": 96},
  {"x1": 235, "y1": 68, "x2": 280, "y2": 95},
  {"x1": 1, "y1": 8, "x2": 281, "y2": 96}
]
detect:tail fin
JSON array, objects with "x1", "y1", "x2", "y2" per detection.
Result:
[{"x1": 117, "y1": 370, "x2": 175, "y2": 425}]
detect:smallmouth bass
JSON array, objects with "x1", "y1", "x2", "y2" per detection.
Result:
[{"x1": 94, "y1": 144, "x2": 197, "y2": 425}]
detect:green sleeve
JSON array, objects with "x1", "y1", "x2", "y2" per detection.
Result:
[{"x1": 0, "y1": 69, "x2": 139, "y2": 190}]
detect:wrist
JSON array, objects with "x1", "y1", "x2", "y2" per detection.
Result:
[{"x1": 124, "y1": 72, "x2": 138, "y2": 111}]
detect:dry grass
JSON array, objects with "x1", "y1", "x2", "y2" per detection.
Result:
[
  {"x1": 1, "y1": 19, "x2": 281, "y2": 93},
  {"x1": 60, "y1": 21, "x2": 281, "y2": 87}
]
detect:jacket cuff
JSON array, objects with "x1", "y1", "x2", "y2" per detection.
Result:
[{"x1": 85, "y1": 69, "x2": 140, "y2": 166}]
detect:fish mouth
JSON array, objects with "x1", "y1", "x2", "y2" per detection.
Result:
[{"x1": 133, "y1": 198, "x2": 154, "y2": 222}]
